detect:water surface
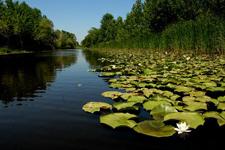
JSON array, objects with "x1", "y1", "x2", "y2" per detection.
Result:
[{"x1": 0, "y1": 49, "x2": 224, "y2": 150}]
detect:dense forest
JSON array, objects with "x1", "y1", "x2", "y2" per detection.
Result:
[
  {"x1": 82, "y1": 0, "x2": 225, "y2": 53},
  {"x1": 0, "y1": 0, "x2": 78, "y2": 52}
]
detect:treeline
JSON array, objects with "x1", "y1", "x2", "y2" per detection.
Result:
[
  {"x1": 82, "y1": 0, "x2": 225, "y2": 53},
  {"x1": 0, "y1": 0, "x2": 78, "y2": 51}
]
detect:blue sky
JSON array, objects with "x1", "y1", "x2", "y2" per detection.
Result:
[{"x1": 19, "y1": 0, "x2": 136, "y2": 43}]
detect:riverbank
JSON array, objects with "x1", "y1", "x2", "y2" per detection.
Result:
[
  {"x1": 89, "y1": 47, "x2": 224, "y2": 57},
  {"x1": 0, "y1": 48, "x2": 32, "y2": 56}
]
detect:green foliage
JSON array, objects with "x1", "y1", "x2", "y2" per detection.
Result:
[
  {"x1": 55, "y1": 30, "x2": 78, "y2": 49},
  {"x1": 0, "y1": 0, "x2": 78, "y2": 51},
  {"x1": 82, "y1": 0, "x2": 225, "y2": 53}
]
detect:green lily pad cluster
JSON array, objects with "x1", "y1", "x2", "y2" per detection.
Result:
[{"x1": 83, "y1": 49, "x2": 225, "y2": 138}]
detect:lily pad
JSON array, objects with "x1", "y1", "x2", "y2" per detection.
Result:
[
  {"x1": 150, "y1": 104, "x2": 178, "y2": 120},
  {"x1": 203, "y1": 112, "x2": 225, "y2": 126},
  {"x1": 82, "y1": 102, "x2": 112, "y2": 113},
  {"x1": 221, "y1": 111, "x2": 225, "y2": 119},
  {"x1": 218, "y1": 103, "x2": 225, "y2": 110},
  {"x1": 142, "y1": 88, "x2": 154, "y2": 98},
  {"x1": 102, "y1": 91, "x2": 122, "y2": 99},
  {"x1": 164, "y1": 112, "x2": 205, "y2": 129},
  {"x1": 100, "y1": 113, "x2": 137, "y2": 129},
  {"x1": 99, "y1": 72, "x2": 116, "y2": 77},
  {"x1": 218, "y1": 96, "x2": 225, "y2": 102},
  {"x1": 203, "y1": 81, "x2": 217, "y2": 87},
  {"x1": 134, "y1": 120, "x2": 176, "y2": 138},
  {"x1": 125, "y1": 88, "x2": 136, "y2": 92},
  {"x1": 113, "y1": 102, "x2": 139, "y2": 111},
  {"x1": 110, "y1": 83, "x2": 133, "y2": 89},
  {"x1": 127, "y1": 96, "x2": 146, "y2": 103},
  {"x1": 183, "y1": 101, "x2": 207, "y2": 111},
  {"x1": 182, "y1": 96, "x2": 195, "y2": 102},
  {"x1": 121, "y1": 93, "x2": 138, "y2": 100},
  {"x1": 143, "y1": 101, "x2": 171, "y2": 111},
  {"x1": 170, "y1": 94, "x2": 180, "y2": 100},
  {"x1": 162, "y1": 91, "x2": 174, "y2": 98},
  {"x1": 195, "y1": 96, "x2": 212, "y2": 103},
  {"x1": 207, "y1": 87, "x2": 225, "y2": 92},
  {"x1": 190, "y1": 91, "x2": 206, "y2": 97},
  {"x1": 143, "y1": 69, "x2": 155, "y2": 75},
  {"x1": 175, "y1": 86, "x2": 194, "y2": 93}
]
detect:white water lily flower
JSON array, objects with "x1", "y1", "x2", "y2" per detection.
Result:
[{"x1": 174, "y1": 122, "x2": 191, "y2": 134}]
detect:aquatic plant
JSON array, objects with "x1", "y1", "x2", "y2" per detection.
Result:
[{"x1": 82, "y1": 49, "x2": 225, "y2": 138}]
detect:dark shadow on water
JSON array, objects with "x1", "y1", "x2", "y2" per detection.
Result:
[{"x1": 0, "y1": 50, "x2": 77, "y2": 103}]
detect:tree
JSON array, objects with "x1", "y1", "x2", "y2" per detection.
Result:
[
  {"x1": 99, "y1": 13, "x2": 116, "y2": 42},
  {"x1": 0, "y1": 0, "x2": 78, "y2": 50},
  {"x1": 125, "y1": 0, "x2": 144, "y2": 38},
  {"x1": 115, "y1": 16, "x2": 127, "y2": 41},
  {"x1": 82, "y1": 27, "x2": 101, "y2": 48},
  {"x1": 34, "y1": 17, "x2": 55, "y2": 49},
  {"x1": 55, "y1": 30, "x2": 78, "y2": 49}
]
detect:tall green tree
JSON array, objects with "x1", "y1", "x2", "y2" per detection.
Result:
[
  {"x1": 55, "y1": 30, "x2": 78, "y2": 49},
  {"x1": 34, "y1": 17, "x2": 55, "y2": 49},
  {"x1": 99, "y1": 13, "x2": 116, "y2": 42},
  {"x1": 82, "y1": 27, "x2": 101, "y2": 48},
  {"x1": 125, "y1": 0, "x2": 144, "y2": 38}
]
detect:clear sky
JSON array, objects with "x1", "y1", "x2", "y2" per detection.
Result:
[{"x1": 19, "y1": 0, "x2": 136, "y2": 43}]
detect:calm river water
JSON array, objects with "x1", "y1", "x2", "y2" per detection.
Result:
[{"x1": 0, "y1": 49, "x2": 224, "y2": 150}]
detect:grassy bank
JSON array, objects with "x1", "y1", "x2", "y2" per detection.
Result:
[
  {"x1": 0, "y1": 48, "x2": 32, "y2": 55},
  {"x1": 92, "y1": 15, "x2": 225, "y2": 55}
]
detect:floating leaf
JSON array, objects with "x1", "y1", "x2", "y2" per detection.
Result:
[
  {"x1": 143, "y1": 101, "x2": 171, "y2": 111},
  {"x1": 143, "y1": 69, "x2": 155, "y2": 75},
  {"x1": 167, "y1": 83, "x2": 176, "y2": 89},
  {"x1": 183, "y1": 101, "x2": 207, "y2": 111},
  {"x1": 170, "y1": 94, "x2": 180, "y2": 100},
  {"x1": 162, "y1": 91, "x2": 174, "y2": 98},
  {"x1": 164, "y1": 112, "x2": 205, "y2": 129},
  {"x1": 203, "y1": 81, "x2": 217, "y2": 87},
  {"x1": 182, "y1": 96, "x2": 195, "y2": 102},
  {"x1": 127, "y1": 96, "x2": 146, "y2": 103},
  {"x1": 207, "y1": 87, "x2": 225, "y2": 92},
  {"x1": 82, "y1": 102, "x2": 112, "y2": 113},
  {"x1": 99, "y1": 72, "x2": 115, "y2": 77},
  {"x1": 142, "y1": 88, "x2": 154, "y2": 98},
  {"x1": 108, "y1": 79, "x2": 117, "y2": 83},
  {"x1": 113, "y1": 102, "x2": 139, "y2": 111},
  {"x1": 102, "y1": 91, "x2": 122, "y2": 99},
  {"x1": 100, "y1": 113, "x2": 137, "y2": 129},
  {"x1": 218, "y1": 103, "x2": 225, "y2": 110},
  {"x1": 150, "y1": 95, "x2": 170, "y2": 101},
  {"x1": 125, "y1": 88, "x2": 136, "y2": 92},
  {"x1": 203, "y1": 112, "x2": 225, "y2": 126},
  {"x1": 121, "y1": 93, "x2": 138, "y2": 100},
  {"x1": 221, "y1": 111, "x2": 225, "y2": 119},
  {"x1": 150, "y1": 104, "x2": 178, "y2": 120},
  {"x1": 175, "y1": 86, "x2": 194, "y2": 93},
  {"x1": 195, "y1": 96, "x2": 212, "y2": 103},
  {"x1": 190, "y1": 91, "x2": 206, "y2": 97},
  {"x1": 218, "y1": 96, "x2": 225, "y2": 102},
  {"x1": 138, "y1": 83, "x2": 148, "y2": 88},
  {"x1": 134, "y1": 120, "x2": 176, "y2": 138}
]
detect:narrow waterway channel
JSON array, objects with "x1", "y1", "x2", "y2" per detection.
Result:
[{"x1": 0, "y1": 49, "x2": 223, "y2": 150}]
